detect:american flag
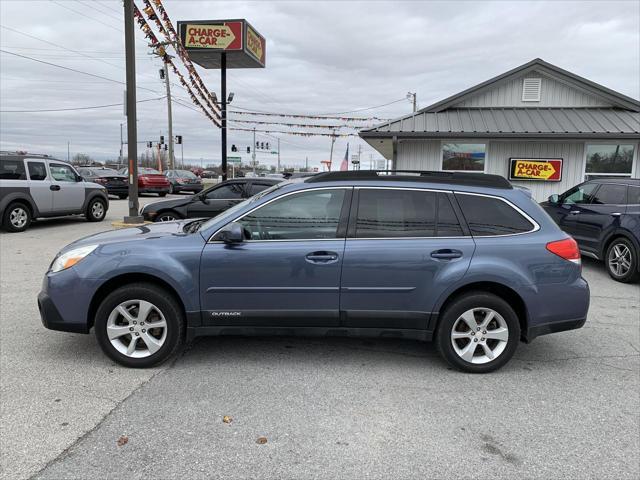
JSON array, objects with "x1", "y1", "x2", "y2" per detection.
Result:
[{"x1": 340, "y1": 143, "x2": 349, "y2": 171}]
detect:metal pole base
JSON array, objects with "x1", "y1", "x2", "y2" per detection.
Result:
[{"x1": 123, "y1": 215, "x2": 145, "y2": 224}]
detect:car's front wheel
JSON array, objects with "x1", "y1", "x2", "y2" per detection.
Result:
[
  {"x1": 94, "y1": 283, "x2": 184, "y2": 368},
  {"x1": 436, "y1": 292, "x2": 520, "y2": 373},
  {"x1": 155, "y1": 210, "x2": 181, "y2": 222},
  {"x1": 86, "y1": 197, "x2": 107, "y2": 222},
  {"x1": 606, "y1": 237, "x2": 639, "y2": 283}
]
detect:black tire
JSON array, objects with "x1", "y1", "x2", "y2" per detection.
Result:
[
  {"x1": 155, "y1": 210, "x2": 181, "y2": 222},
  {"x1": 117, "y1": 194, "x2": 128, "y2": 200},
  {"x1": 158, "y1": 192, "x2": 167, "y2": 197},
  {"x1": 94, "y1": 283, "x2": 185, "y2": 368},
  {"x1": 85, "y1": 197, "x2": 107, "y2": 222},
  {"x1": 605, "y1": 237, "x2": 639, "y2": 283},
  {"x1": 436, "y1": 292, "x2": 520, "y2": 373},
  {"x1": 2, "y1": 201, "x2": 32, "y2": 232}
]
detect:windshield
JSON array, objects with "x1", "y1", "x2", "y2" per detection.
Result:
[
  {"x1": 96, "y1": 168, "x2": 120, "y2": 176},
  {"x1": 140, "y1": 168, "x2": 161, "y2": 174},
  {"x1": 174, "y1": 170, "x2": 197, "y2": 178},
  {"x1": 199, "y1": 182, "x2": 287, "y2": 232}
]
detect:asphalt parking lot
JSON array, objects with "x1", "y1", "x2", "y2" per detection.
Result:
[{"x1": 1, "y1": 196, "x2": 639, "y2": 480}]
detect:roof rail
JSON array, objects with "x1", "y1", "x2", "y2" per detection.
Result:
[{"x1": 306, "y1": 170, "x2": 513, "y2": 189}]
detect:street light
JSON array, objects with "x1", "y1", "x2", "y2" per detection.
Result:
[{"x1": 227, "y1": 92, "x2": 234, "y2": 103}]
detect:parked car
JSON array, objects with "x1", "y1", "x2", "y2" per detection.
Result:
[
  {"x1": 200, "y1": 170, "x2": 218, "y2": 179},
  {"x1": 39, "y1": 170, "x2": 589, "y2": 372},
  {"x1": 541, "y1": 178, "x2": 640, "y2": 283},
  {"x1": 140, "y1": 177, "x2": 281, "y2": 222},
  {"x1": 117, "y1": 167, "x2": 170, "y2": 197},
  {"x1": 77, "y1": 166, "x2": 128, "y2": 199},
  {"x1": 164, "y1": 169, "x2": 204, "y2": 194},
  {"x1": 0, "y1": 152, "x2": 109, "y2": 232}
]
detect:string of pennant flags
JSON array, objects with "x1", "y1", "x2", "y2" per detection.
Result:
[{"x1": 229, "y1": 118, "x2": 371, "y2": 130}]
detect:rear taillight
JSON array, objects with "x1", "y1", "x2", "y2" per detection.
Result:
[
  {"x1": 95, "y1": 178, "x2": 107, "y2": 184},
  {"x1": 546, "y1": 238, "x2": 581, "y2": 264}
]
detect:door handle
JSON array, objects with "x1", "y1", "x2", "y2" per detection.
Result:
[
  {"x1": 50, "y1": 185, "x2": 61, "y2": 191},
  {"x1": 569, "y1": 210, "x2": 581, "y2": 215},
  {"x1": 305, "y1": 251, "x2": 339, "y2": 263},
  {"x1": 611, "y1": 212, "x2": 622, "y2": 217},
  {"x1": 431, "y1": 249, "x2": 463, "y2": 260}
]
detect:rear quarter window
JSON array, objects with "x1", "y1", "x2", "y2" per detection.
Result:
[
  {"x1": 456, "y1": 193, "x2": 535, "y2": 236},
  {"x1": 0, "y1": 159, "x2": 27, "y2": 180}
]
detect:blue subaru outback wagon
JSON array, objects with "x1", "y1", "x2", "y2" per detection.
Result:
[{"x1": 39, "y1": 171, "x2": 590, "y2": 373}]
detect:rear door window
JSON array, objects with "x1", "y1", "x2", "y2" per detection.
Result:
[
  {"x1": 591, "y1": 184, "x2": 627, "y2": 205},
  {"x1": 0, "y1": 159, "x2": 27, "y2": 180},
  {"x1": 355, "y1": 189, "x2": 437, "y2": 238},
  {"x1": 27, "y1": 161, "x2": 48, "y2": 181},
  {"x1": 456, "y1": 193, "x2": 535, "y2": 236}
]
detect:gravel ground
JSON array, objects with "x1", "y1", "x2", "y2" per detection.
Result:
[{"x1": 1, "y1": 196, "x2": 638, "y2": 480}]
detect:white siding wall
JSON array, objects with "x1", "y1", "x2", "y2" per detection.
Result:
[
  {"x1": 453, "y1": 72, "x2": 610, "y2": 108},
  {"x1": 396, "y1": 139, "x2": 587, "y2": 202}
]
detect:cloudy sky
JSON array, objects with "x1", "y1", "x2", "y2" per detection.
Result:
[{"x1": 1, "y1": 0, "x2": 638, "y2": 170}]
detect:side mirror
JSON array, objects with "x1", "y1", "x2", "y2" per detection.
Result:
[
  {"x1": 76, "y1": 175, "x2": 84, "y2": 182},
  {"x1": 214, "y1": 222, "x2": 244, "y2": 244},
  {"x1": 548, "y1": 194, "x2": 560, "y2": 204}
]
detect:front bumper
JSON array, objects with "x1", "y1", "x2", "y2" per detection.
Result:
[{"x1": 38, "y1": 291, "x2": 89, "y2": 333}]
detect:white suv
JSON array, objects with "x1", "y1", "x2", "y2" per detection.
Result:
[{"x1": 0, "y1": 152, "x2": 109, "y2": 232}]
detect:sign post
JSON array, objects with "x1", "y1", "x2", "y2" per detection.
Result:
[{"x1": 177, "y1": 19, "x2": 266, "y2": 181}]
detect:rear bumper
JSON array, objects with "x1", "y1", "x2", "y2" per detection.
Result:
[
  {"x1": 140, "y1": 186, "x2": 170, "y2": 194},
  {"x1": 524, "y1": 317, "x2": 587, "y2": 342},
  {"x1": 173, "y1": 184, "x2": 203, "y2": 193}
]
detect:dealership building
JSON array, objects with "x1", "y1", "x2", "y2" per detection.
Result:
[{"x1": 360, "y1": 59, "x2": 639, "y2": 200}]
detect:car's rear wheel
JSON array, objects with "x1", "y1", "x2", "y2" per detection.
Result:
[
  {"x1": 156, "y1": 210, "x2": 181, "y2": 222},
  {"x1": 606, "y1": 238, "x2": 639, "y2": 283},
  {"x1": 158, "y1": 192, "x2": 167, "y2": 197},
  {"x1": 117, "y1": 194, "x2": 128, "y2": 200},
  {"x1": 86, "y1": 197, "x2": 106, "y2": 222},
  {"x1": 2, "y1": 202, "x2": 31, "y2": 232},
  {"x1": 94, "y1": 283, "x2": 184, "y2": 368},
  {"x1": 436, "y1": 292, "x2": 520, "y2": 373}
]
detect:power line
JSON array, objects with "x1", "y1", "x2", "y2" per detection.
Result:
[
  {"x1": 1, "y1": 96, "x2": 164, "y2": 113},
  {"x1": 229, "y1": 105, "x2": 390, "y2": 122},
  {"x1": 318, "y1": 98, "x2": 407, "y2": 115},
  {"x1": 75, "y1": 0, "x2": 122, "y2": 23},
  {"x1": 49, "y1": 0, "x2": 123, "y2": 33}
]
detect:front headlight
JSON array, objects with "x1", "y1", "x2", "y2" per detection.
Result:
[{"x1": 50, "y1": 244, "x2": 98, "y2": 273}]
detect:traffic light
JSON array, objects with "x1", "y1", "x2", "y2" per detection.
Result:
[
  {"x1": 159, "y1": 68, "x2": 165, "y2": 80},
  {"x1": 164, "y1": 144, "x2": 168, "y2": 151},
  {"x1": 231, "y1": 144, "x2": 237, "y2": 152},
  {"x1": 266, "y1": 142, "x2": 270, "y2": 150},
  {"x1": 246, "y1": 146, "x2": 251, "y2": 154},
  {"x1": 255, "y1": 141, "x2": 259, "y2": 149},
  {"x1": 175, "y1": 135, "x2": 182, "y2": 145},
  {"x1": 160, "y1": 135, "x2": 165, "y2": 144},
  {"x1": 260, "y1": 142, "x2": 264, "y2": 150},
  {"x1": 147, "y1": 141, "x2": 152, "y2": 148}
]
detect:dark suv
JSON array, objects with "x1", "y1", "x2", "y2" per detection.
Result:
[
  {"x1": 542, "y1": 178, "x2": 640, "y2": 283},
  {"x1": 39, "y1": 170, "x2": 589, "y2": 373}
]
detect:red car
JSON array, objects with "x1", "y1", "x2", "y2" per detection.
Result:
[{"x1": 118, "y1": 167, "x2": 170, "y2": 197}]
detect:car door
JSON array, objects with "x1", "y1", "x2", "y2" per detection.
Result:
[
  {"x1": 199, "y1": 187, "x2": 351, "y2": 327},
  {"x1": 49, "y1": 162, "x2": 86, "y2": 213},
  {"x1": 340, "y1": 188, "x2": 475, "y2": 330},
  {"x1": 26, "y1": 160, "x2": 53, "y2": 215},
  {"x1": 569, "y1": 183, "x2": 628, "y2": 255},
  {"x1": 551, "y1": 182, "x2": 600, "y2": 242},
  {"x1": 187, "y1": 181, "x2": 246, "y2": 218}
]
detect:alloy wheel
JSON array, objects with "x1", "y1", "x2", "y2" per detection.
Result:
[
  {"x1": 9, "y1": 207, "x2": 28, "y2": 228},
  {"x1": 450, "y1": 307, "x2": 509, "y2": 364},
  {"x1": 106, "y1": 299, "x2": 168, "y2": 358},
  {"x1": 92, "y1": 201, "x2": 105, "y2": 219},
  {"x1": 157, "y1": 214, "x2": 176, "y2": 222},
  {"x1": 608, "y1": 243, "x2": 632, "y2": 277}
]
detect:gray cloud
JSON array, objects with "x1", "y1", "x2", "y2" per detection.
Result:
[{"x1": 1, "y1": 0, "x2": 638, "y2": 169}]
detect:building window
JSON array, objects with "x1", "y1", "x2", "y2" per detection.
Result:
[
  {"x1": 585, "y1": 144, "x2": 635, "y2": 179},
  {"x1": 442, "y1": 143, "x2": 485, "y2": 171}
]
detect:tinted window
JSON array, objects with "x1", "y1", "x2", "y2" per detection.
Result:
[
  {"x1": 0, "y1": 159, "x2": 27, "y2": 180},
  {"x1": 206, "y1": 183, "x2": 244, "y2": 199},
  {"x1": 457, "y1": 194, "x2": 534, "y2": 236},
  {"x1": 239, "y1": 189, "x2": 346, "y2": 240},
  {"x1": 437, "y1": 194, "x2": 463, "y2": 236},
  {"x1": 592, "y1": 184, "x2": 627, "y2": 205},
  {"x1": 27, "y1": 161, "x2": 47, "y2": 181},
  {"x1": 50, "y1": 163, "x2": 77, "y2": 182},
  {"x1": 356, "y1": 189, "x2": 436, "y2": 238},
  {"x1": 629, "y1": 186, "x2": 640, "y2": 205},
  {"x1": 561, "y1": 183, "x2": 599, "y2": 205},
  {"x1": 78, "y1": 168, "x2": 92, "y2": 176},
  {"x1": 248, "y1": 183, "x2": 274, "y2": 196}
]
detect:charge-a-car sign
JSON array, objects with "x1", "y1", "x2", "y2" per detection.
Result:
[
  {"x1": 184, "y1": 22, "x2": 243, "y2": 50},
  {"x1": 509, "y1": 158, "x2": 563, "y2": 182}
]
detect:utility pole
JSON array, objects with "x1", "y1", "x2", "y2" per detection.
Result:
[
  {"x1": 119, "y1": 123, "x2": 124, "y2": 168},
  {"x1": 277, "y1": 138, "x2": 280, "y2": 172},
  {"x1": 67, "y1": 141, "x2": 70, "y2": 162},
  {"x1": 220, "y1": 53, "x2": 228, "y2": 180},
  {"x1": 305, "y1": 156, "x2": 308, "y2": 171},
  {"x1": 164, "y1": 62, "x2": 174, "y2": 170},
  {"x1": 407, "y1": 92, "x2": 417, "y2": 112},
  {"x1": 329, "y1": 131, "x2": 336, "y2": 171},
  {"x1": 252, "y1": 127, "x2": 256, "y2": 175},
  {"x1": 357, "y1": 143, "x2": 362, "y2": 171},
  {"x1": 123, "y1": 0, "x2": 142, "y2": 223}
]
